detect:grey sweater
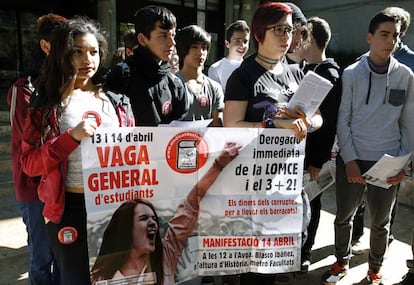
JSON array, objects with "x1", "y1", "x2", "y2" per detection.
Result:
[{"x1": 337, "y1": 55, "x2": 414, "y2": 163}]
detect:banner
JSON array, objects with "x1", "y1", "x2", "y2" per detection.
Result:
[{"x1": 82, "y1": 127, "x2": 305, "y2": 284}]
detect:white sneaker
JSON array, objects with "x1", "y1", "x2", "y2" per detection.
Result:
[{"x1": 351, "y1": 240, "x2": 364, "y2": 255}]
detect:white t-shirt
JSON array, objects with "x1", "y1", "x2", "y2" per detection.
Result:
[
  {"x1": 60, "y1": 92, "x2": 119, "y2": 188},
  {"x1": 208, "y1": 57, "x2": 243, "y2": 92}
]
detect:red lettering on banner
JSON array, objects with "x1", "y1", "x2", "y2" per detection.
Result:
[
  {"x1": 96, "y1": 145, "x2": 150, "y2": 167},
  {"x1": 88, "y1": 169, "x2": 159, "y2": 191}
]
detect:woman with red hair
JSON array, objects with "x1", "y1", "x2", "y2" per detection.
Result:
[{"x1": 224, "y1": 2, "x2": 319, "y2": 284}]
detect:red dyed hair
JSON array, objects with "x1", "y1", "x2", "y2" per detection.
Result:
[{"x1": 251, "y1": 2, "x2": 292, "y2": 50}]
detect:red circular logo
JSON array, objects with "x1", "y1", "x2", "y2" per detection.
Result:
[
  {"x1": 82, "y1": 111, "x2": 102, "y2": 127},
  {"x1": 165, "y1": 131, "x2": 209, "y2": 173},
  {"x1": 57, "y1": 226, "x2": 78, "y2": 245}
]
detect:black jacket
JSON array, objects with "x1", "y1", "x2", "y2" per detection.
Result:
[
  {"x1": 105, "y1": 46, "x2": 188, "y2": 126},
  {"x1": 304, "y1": 59, "x2": 342, "y2": 169}
]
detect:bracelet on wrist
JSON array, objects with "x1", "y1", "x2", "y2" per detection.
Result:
[
  {"x1": 213, "y1": 158, "x2": 224, "y2": 171},
  {"x1": 308, "y1": 119, "x2": 316, "y2": 133},
  {"x1": 263, "y1": 118, "x2": 275, "y2": 128}
]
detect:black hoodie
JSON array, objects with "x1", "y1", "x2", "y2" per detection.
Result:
[
  {"x1": 105, "y1": 46, "x2": 188, "y2": 126},
  {"x1": 303, "y1": 58, "x2": 342, "y2": 168}
]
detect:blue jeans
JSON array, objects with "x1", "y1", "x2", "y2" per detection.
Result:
[{"x1": 19, "y1": 200, "x2": 58, "y2": 285}]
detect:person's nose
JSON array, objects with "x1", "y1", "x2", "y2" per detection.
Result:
[
  {"x1": 83, "y1": 53, "x2": 93, "y2": 64},
  {"x1": 281, "y1": 30, "x2": 292, "y2": 40},
  {"x1": 169, "y1": 35, "x2": 175, "y2": 47},
  {"x1": 198, "y1": 47, "x2": 205, "y2": 56},
  {"x1": 148, "y1": 217, "x2": 157, "y2": 227}
]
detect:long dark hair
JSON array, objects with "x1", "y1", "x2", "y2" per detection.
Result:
[
  {"x1": 30, "y1": 16, "x2": 108, "y2": 143},
  {"x1": 91, "y1": 199, "x2": 163, "y2": 284}
]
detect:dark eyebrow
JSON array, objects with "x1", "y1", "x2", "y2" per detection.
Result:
[{"x1": 378, "y1": 28, "x2": 395, "y2": 34}]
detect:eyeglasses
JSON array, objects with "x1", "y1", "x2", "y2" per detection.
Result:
[{"x1": 265, "y1": 25, "x2": 295, "y2": 37}]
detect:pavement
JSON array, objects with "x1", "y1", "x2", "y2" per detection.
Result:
[{"x1": 0, "y1": 186, "x2": 413, "y2": 285}]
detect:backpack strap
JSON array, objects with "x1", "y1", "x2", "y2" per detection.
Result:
[{"x1": 105, "y1": 90, "x2": 135, "y2": 127}]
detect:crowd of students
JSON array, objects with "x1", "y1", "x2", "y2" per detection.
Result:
[{"x1": 7, "y1": 2, "x2": 414, "y2": 285}]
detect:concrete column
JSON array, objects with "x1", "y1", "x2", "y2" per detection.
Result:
[
  {"x1": 239, "y1": 0, "x2": 259, "y2": 55},
  {"x1": 97, "y1": 0, "x2": 117, "y2": 67},
  {"x1": 240, "y1": 0, "x2": 254, "y2": 26}
]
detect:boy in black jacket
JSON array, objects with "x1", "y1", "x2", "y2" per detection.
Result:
[
  {"x1": 105, "y1": 5, "x2": 188, "y2": 126},
  {"x1": 298, "y1": 16, "x2": 342, "y2": 272}
]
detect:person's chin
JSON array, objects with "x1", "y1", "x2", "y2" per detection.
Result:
[{"x1": 163, "y1": 53, "x2": 172, "y2": 62}]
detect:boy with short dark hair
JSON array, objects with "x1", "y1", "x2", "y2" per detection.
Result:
[
  {"x1": 351, "y1": 6, "x2": 414, "y2": 255},
  {"x1": 105, "y1": 5, "x2": 188, "y2": 126},
  {"x1": 208, "y1": 20, "x2": 250, "y2": 92},
  {"x1": 122, "y1": 28, "x2": 138, "y2": 58},
  {"x1": 284, "y1": 2, "x2": 309, "y2": 64},
  {"x1": 105, "y1": 28, "x2": 139, "y2": 85},
  {"x1": 322, "y1": 9, "x2": 414, "y2": 285},
  {"x1": 176, "y1": 25, "x2": 224, "y2": 126}
]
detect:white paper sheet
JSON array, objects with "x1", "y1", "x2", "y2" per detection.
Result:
[
  {"x1": 287, "y1": 70, "x2": 333, "y2": 117},
  {"x1": 363, "y1": 152, "x2": 412, "y2": 189}
]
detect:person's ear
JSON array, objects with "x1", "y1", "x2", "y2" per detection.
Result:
[
  {"x1": 137, "y1": 33, "x2": 147, "y2": 46},
  {"x1": 254, "y1": 34, "x2": 259, "y2": 44},
  {"x1": 125, "y1": 48, "x2": 133, "y2": 56},
  {"x1": 39, "y1": 39, "x2": 51, "y2": 55},
  {"x1": 366, "y1": 32, "x2": 372, "y2": 45},
  {"x1": 225, "y1": 40, "x2": 230, "y2": 49}
]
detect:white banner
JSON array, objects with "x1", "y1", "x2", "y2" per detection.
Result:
[{"x1": 82, "y1": 127, "x2": 305, "y2": 283}]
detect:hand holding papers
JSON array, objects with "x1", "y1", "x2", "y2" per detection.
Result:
[
  {"x1": 287, "y1": 71, "x2": 333, "y2": 117},
  {"x1": 303, "y1": 161, "x2": 336, "y2": 201},
  {"x1": 363, "y1": 152, "x2": 412, "y2": 189}
]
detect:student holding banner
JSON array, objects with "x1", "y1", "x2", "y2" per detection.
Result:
[
  {"x1": 224, "y1": 2, "x2": 321, "y2": 142},
  {"x1": 224, "y1": 2, "x2": 319, "y2": 284},
  {"x1": 20, "y1": 17, "x2": 134, "y2": 285},
  {"x1": 90, "y1": 142, "x2": 241, "y2": 285}
]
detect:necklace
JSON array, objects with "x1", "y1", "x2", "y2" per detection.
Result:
[{"x1": 256, "y1": 53, "x2": 280, "y2": 69}]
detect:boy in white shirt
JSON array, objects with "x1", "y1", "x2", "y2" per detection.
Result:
[{"x1": 208, "y1": 20, "x2": 250, "y2": 92}]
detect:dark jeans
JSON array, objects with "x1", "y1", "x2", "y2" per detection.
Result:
[
  {"x1": 19, "y1": 200, "x2": 58, "y2": 285},
  {"x1": 302, "y1": 193, "x2": 322, "y2": 255},
  {"x1": 352, "y1": 200, "x2": 365, "y2": 241},
  {"x1": 352, "y1": 190, "x2": 398, "y2": 241},
  {"x1": 335, "y1": 155, "x2": 397, "y2": 271},
  {"x1": 46, "y1": 192, "x2": 90, "y2": 285}
]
